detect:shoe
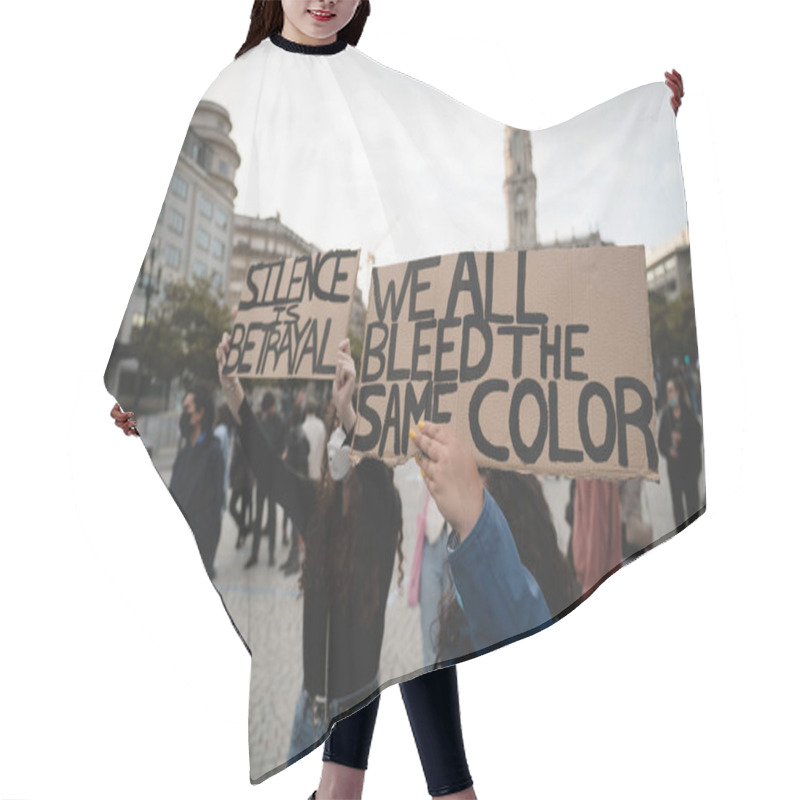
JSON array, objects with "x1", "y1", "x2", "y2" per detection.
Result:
[
  {"x1": 244, "y1": 555, "x2": 258, "y2": 569},
  {"x1": 307, "y1": 792, "x2": 316, "y2": 800},
  {"x1": 281, "y1": 559, "x2": 300, "y2": 575}
]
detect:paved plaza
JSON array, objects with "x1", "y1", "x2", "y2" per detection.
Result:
[{"x1": 153, "y1": 409, "x2": 703, "y2": 778}]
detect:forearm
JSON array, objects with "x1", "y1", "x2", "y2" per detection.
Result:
[
  {"x1": 238, "y1": 398, "x2": 313, "y2": 531},
  {"x1": 447, "y1": 489, "x2": 552, "y2": 648},
  {"x1": 338, "y1": 402, "x2": 357, "y2": 437}
]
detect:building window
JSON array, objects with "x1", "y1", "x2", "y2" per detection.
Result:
[
  {"x1": 199, "y1": 195, "x2": 213, "y2": 218},
  {"x1": 219, "y1": 160, "x2": 228, "y2": 177},
  {"x1": 215, "y1": 208, "x2": 228, "y2": 229},
  {"x1": 164, "y1": 244, "x2": 181, "y2": 268},
  {"x1": 211, "y1": 271, "x2": 222, "y2": 291},
  {"x1": 193, "y1": 260, "x2": 207, "y2": 279},
  {"x1": 171, "y1": 174, "x2": 188, "y2": 200},
  {"x1": 236, "y1": 238, "x2": 249, "y2": 248},
  {"x1": 197, "y1": 228, "x2": 210, "y2": 250},
  {"x1": 166, "y1": 208, "x2": 184, "y2": 234},
  {"x1": 212, "y1": 238, "x2": 225, "y2": 261}
]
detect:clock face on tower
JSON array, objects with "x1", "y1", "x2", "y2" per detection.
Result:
[{"x1": 515, "y1": 190, "x2": 525, "y2": 208}]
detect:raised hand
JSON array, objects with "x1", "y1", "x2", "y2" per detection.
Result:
[
  {"x1": 110, "y1": 402, "x2": 139, "y2": 437},
  {"x1": 331, "y1": 338, "x2": 357, "y2": 433},
  {"x1": 665, "y1": 68, "x2": 684, "y2": 116},
  {"x1": 216, "y1": 330, "x2": 245, "y2": 424},
  {"x1": 410, "y1": 419, "x2": 484, "y2": 539}
]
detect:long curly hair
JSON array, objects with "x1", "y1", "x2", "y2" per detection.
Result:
[
  {"x1": 296, "y1": 400, "x2": 404, "y2": 628},
  {"x1": 236, "y1": 1, "x2": 372, "y2": 59},
  {"x1": 434, "y1": 470, "x2": 579, "y2": 664}
]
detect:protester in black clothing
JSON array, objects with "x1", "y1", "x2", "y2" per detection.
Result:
[
  {"x1": 281, "y1": 402, "x2": 310, "y2": 575},
  {"x1": 246, "y1": 392, "x2": 288, "y2": 569},
  {"x1": 658, "y1": 374, "x2": 703, "y2": 528},
  {"x1": 168, "y1": 385, "x2": 224, "y2": 581},
  {"x1": 216, "y1": 334, "x2": 405, "y2": 767},
  {"x1": 230, "y1": 427, "x2": 254, "y2": 548}
]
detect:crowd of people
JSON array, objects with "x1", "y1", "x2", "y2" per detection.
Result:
[
  {"x1": 155, "y1": 363, "x2": 703, "y2": 595},
  {"x1": 112, "y1": 349, "x2": 703, "y2": 795},
  {"x1": 202, "y1": 386, "x2": 329, "y2": 580}
]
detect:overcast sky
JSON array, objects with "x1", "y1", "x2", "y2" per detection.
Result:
[{"x1": 205, "y1": 47, "x2": 687, "y2": 299}]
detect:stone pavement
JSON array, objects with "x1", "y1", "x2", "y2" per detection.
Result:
[{"x1": 152, "y1": 407, "x2": 704, "y2": 778}]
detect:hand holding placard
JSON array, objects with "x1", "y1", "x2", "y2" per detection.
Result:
[
  {"x1": 352, "y1": 246, "x2": 660, "y2": 481},
  {"x1": 332, "y1": 338, "x2": 357, "y2": 434},
  {"x1": 222, "y1": 249, "x2": 360, "y2": 380},
  {"x1": 217, "y1": 329, "x2": 245, "y2": 425},
  {"x1": 411, "y1": 419, "x2": 485, "y2": 540}
]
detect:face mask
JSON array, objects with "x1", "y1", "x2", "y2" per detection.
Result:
[
  {"x1": 668, "y1": 396, "x2": 679, "y2": 409},
  {"x1": 179, "y1": 410, "x2": 194, "y2": 439}
]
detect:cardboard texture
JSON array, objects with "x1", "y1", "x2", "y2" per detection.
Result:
[
  {"x1": 223, "y1": 248, "x2": 359, "y2": 380},
  {"x1": 352, "y1": 246, "x2": 659, "y2": 481}
]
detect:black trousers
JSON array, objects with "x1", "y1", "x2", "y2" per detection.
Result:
[
  {"x1": 322, "y1": 665, "x2": 473, "y2": 797},
  {"x1": 252, "y1": 483, "x2": 276, "y2": 561},
  {"x1": 668, "y1": 468, "x2": 700, "y2": 529}
]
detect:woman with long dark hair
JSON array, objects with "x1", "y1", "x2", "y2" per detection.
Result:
[{"x1": 217, "y1": 326, "x2": 478, "y2": 800}]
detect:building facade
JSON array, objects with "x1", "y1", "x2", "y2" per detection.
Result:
[{"x1": 106, "y1": 100, "x2": 240, "y2": 410}]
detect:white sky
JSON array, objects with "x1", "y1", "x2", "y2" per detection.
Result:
[{"x1": 205, "y1": 45, "x2": 687, "y2": 300}]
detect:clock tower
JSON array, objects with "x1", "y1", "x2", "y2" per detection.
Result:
[{"x1": 504, "y1": 126, "x2": 538, "y2": 250}]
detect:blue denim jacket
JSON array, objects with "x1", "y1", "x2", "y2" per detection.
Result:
[{"x1": 446, "y1": 488, "x2": 553, "y2": 653}]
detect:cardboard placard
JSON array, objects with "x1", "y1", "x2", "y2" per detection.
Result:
[
  {"x1": 352, "y1": 246, "x2": 659, "y2": 481},
  {"x1": 222, "y1": 249, "x2": 359, "y2": 379}
]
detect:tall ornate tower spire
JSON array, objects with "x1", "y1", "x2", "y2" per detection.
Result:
[{"x1": 504, "y1": 127, "x2": 538, "y2": 250}]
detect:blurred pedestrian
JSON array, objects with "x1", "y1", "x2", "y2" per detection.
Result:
[
  {"x1": 658, "y1": 374, "x2": 703, "y2": 528},
  {"x1": 214, "y1": 403, "x2": 234, "y2": 515},
  {"x1": 230, "y1": 421, "x2": 255, "y2": 549},
  {"x1": 169, "y1": 386, "x2": 224, "y2": 581},
  {"x1": 246, "y1": 391, "x2": 287, "y2": 569},
  {"x1": 570, "y1": 478, "x2": 622, "y2": 596},
  {"x1": 302, "y1": 399, "x2": 326, "y2": 482},
  {"x1": 280, "y1": 402, "x2": 310, "y2": 574}
]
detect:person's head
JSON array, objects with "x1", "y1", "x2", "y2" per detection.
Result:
[
  {"x1": 182, "y1": 385, "x2": 216, "y2": 438},
  {"x1": 666, "y1": 374, "x2": 689, "y2": 410},
  {"x1": 261, "y1": 391, "x2": 277, "y2": 415},
  {"x1": 295, "y1": 397, "x2": 404, "y2": 623},
  {"x1": 306, "y1": 399, "x2": 319, "y2": 418},
  {"x1": 289, "y1": 402, "x2": 305, "y2": 428},
  {"x1": 236, "y1": 0, "x2": 371, "y2": 58}
]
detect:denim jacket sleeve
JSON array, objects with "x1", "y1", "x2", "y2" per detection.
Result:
[{"x1": 446, "y1": 488, "x2": 553, "y2": 651}]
